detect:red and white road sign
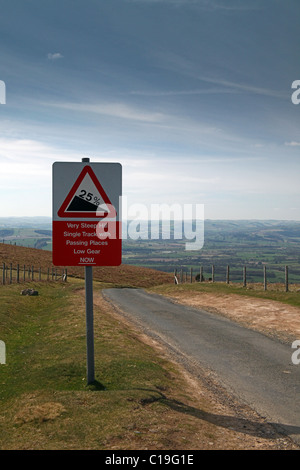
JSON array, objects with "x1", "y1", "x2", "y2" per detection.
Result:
[
  {"x1": 52, "y1": 161, "x2": 122, "y2": 267},
  {"x1": 57, "y1": 165, "x2": 116, "y2": 219}
]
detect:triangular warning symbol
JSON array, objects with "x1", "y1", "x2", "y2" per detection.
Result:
[{"x1": 57, "y1": 165, "x2": 116, "y2": 218}]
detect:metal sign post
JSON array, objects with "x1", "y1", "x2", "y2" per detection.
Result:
[
  {"x1": 85, "y1": 265, "x2": 95, "y2": 384},
  {"x1": 52, "y1": 157, "x2": 122, "y2": 385},
  {"x1": 82, "y1": 157, "x2": 95, "y2": 384}
]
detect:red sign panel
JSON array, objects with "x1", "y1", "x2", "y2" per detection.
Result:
[{"x1": 52, "y1": 220, "x2": 121, "y2": 266}]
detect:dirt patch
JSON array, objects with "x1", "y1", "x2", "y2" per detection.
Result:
[
  {"x1": 14, "y1": 399, "x2": 66, "y2": 425},
  {"x1": 161, "y1": 291, "x2": 300, "y2": 343}
]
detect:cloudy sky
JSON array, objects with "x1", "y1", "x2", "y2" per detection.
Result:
[{"x1": 0, "y1": 0, "x2": 299, "y2": 219}]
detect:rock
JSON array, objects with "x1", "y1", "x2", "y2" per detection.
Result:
[{"x1": 21, "y1": 289, "x2": 39, "y2": 296}]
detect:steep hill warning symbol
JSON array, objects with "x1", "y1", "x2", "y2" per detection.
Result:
[{"x1": 57, "y1": 165, "x2": 116, "y2": 218}]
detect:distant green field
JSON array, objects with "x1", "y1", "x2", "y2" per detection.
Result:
[
  {"x1": 122, "y1": 220, "x2": 300, "y2": 283},
  {"x1": 1, "y1": 228, "x2": 52, "y2": 251}
]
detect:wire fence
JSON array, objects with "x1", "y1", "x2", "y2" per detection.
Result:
[
  {"x1": 174, "y1": 264, "x2": 299, "y2": 292},
  {"x1": 1, "y1": 262, "x2": 67, "y2": 285}
]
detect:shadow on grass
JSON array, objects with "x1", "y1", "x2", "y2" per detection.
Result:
[
  {"x1": 86, "y1": 380, "x2": 106, "y2": 391},
  {"x1": 135, "y1": 388, "x2": 300, "y2": 440}
]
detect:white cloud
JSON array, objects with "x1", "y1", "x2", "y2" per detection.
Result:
[
  {"x1": 285, "y1": 141, "x2": 300, "y2": 147},
  {"x1": 0, "y1": 138, "x2": 70, "y2": 163},
  {"x1": 126, "y1": 0, "x2": 259, "y2": 10},
  {"x1": 47, "y1": 52, "x2": 64, "y2": 60},
  {"x1": 129, "y1": 87, "x2": 241, "y2": 97},
  {"x1": 46, "y1": 101, "x2": 168, "y2": 123},
  {"x1": 196, "y1": 76, "x2": 286, "y2": 99},
  {"x1": 0, "y1": 136, "x2": 299, "y2": 219}
]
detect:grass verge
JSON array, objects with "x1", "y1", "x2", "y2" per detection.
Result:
[
  {"x1": 0, "y1": 279, "x2": 179, "y2": 449},
  {"x1": 149, "y1": 281, "x2": 300, "y2": 309}
]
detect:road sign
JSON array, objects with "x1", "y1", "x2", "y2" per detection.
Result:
[
  {"x1": 57, "y1": 165, "x2": 116, "y2": 218},
  {"x1": 52, "y1": 161, "x2": 122, "y2": 267}
]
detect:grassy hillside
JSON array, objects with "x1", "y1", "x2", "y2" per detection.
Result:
[{"x1": 0, "y1": 244, "x2": 173, "y2": 288}]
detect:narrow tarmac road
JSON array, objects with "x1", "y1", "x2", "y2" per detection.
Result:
[{"x1": 103, "y1": 287, "x2": 300, "y2": 445}]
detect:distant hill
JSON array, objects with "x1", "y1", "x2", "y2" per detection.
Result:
[
  {"x1": 0, "y1": 244, "x2": 173, "y2": 288},
  {"x1": 0, "y1": 217, "x2": 52, "y2": 229},
  {"x1": 1, "y1": 218, "x2": 300, "y2": 282}
]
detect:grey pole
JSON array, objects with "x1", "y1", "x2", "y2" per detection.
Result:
[
  {"x1": 285, "y1": 265, "x2": 289, "y2": 293},
  {"x1": 263, "y1": 265, "x2": 267, "y2": 291},
  {"x1": 82, "y1": 157, "x2": 95, "y2": 384},
  {"x1": 85, "y1": 265, "x2": 95, "y2": 384}
]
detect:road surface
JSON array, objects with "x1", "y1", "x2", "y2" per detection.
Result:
[{"x1": 103, "y1": 287, "x2": 300, "y2": 445}]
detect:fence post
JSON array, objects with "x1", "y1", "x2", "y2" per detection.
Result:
[
  {"x1": 32, "y1": 266, "x2": 34, "y2": 281},
  {"x1": 23, "y1": 265, "x2": 26, "y2": 282},
  {"x1": 190, "y1": 267, "x2": 193, "y2": 283},
  {"x1": 17, "y1": 264, "x2": 19, "y2": 283},
  {"x1": 212, "y1": 265, "x2": 215, "y2": 283},
  {"x1": 226, "y1": 265, "x2": 230, "y2": 284},
  {"x1": 200, "y1": 266, "x2": 203, "y2": 282},
  {"x1": 285, "y1": 265, "x2": 289, "y2": 293},
  {"x1": 263, "y1": 265, "x2": 267, "y2": 291},
  {"x1": 243, "y1": 266, "x2": 247, "y2": 287},
  {"x1": 180, "y1": 269, "x2": 183, "y2": 284},
  {"x1": 10, "y1": 263, "x2": 12, "y2": 284},
  {"x1": 2, "y1": 263, "x2": 5, "y2": 285}
]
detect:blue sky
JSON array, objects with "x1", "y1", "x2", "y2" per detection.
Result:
[{"x1": 0, "y1": 0, "x2": 299, "y2": 219}]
